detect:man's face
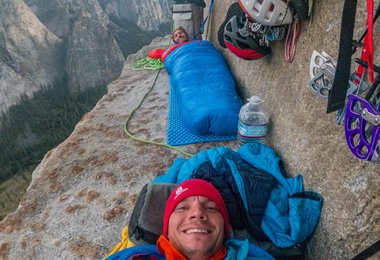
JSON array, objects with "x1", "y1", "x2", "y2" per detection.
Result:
[
  {"x1": 173, "y1": 29, "x2": 188, "y2": 43},
  {"x1": 167, "y1": 196, "x2": 224, "y2": 259}
]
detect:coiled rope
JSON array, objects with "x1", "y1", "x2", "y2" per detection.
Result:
[{"x1": 130, "y1": 57, "x2": 164, "y2": 71}]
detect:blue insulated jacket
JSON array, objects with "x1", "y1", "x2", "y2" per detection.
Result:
[
  {"x1": 238, "y1": 144, "x2": 323, "y2": 247},
  {"x1": 153, "y1": 143, "x2": 323, "y2": 248}
]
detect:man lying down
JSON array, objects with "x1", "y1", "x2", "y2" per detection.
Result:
[
  {"x1": 106, "y1": 179, "x2": 274, "y2": 259},
  {"x1": 147, "y1": 27, "x2": 242, "y2": 137}
]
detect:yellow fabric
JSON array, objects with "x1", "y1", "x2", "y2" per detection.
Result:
[{"x1": 104, "y1": 226, "x2": 136, "y2": 259}]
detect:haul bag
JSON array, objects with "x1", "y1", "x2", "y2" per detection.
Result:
[{"x1": 128, "y1": 183, "x2": 177, "y2": 245}]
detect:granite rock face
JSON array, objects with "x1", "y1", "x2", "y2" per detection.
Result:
[
  {"x1": 20, "y1": 0, "x2": 125, "y2": 93},
  {"x1": 0, "y1": 37, "x2": 235, "y2": 259},
  {"x1": 24, "y1": 0, "x2": 71, "y2": 39},
  {"x1": 98, "y1": 0, "x2": 173, "y2": 32},
  {"x1": 63, "y1": 0, "x2": 124, "y2": 91},
  {"x1": 1, "y1": 0, "x2": 380, "y2": 259},
  {"x1": 208, "y1": 0, "x2": 380, "y2": 259},
  {"x1": 0, "y1": 0, "x2": 124, "y2": 110},
  {"x1": 0, "y1": 0, "x2": 64, "y2": 111},
  {"x1": 1, "y1": 0, "x2": 171, "y2": 112}
]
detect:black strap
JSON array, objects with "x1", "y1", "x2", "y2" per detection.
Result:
[
  {"x1": 326, "y1": 0, "x2": 358, "y2": 113},
  {"x1": 351, "y1": 240, "x2": 380, "y2": 260}
]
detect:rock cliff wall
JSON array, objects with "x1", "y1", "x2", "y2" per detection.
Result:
[
  {"x1": 1, "y1": 0, "x2": 171, "y2": 112},
  {"x1": 207, "y1": 0, "x2": 380, "y2": 259},
  {"x1": 0, "y1": 0, "x2": 64, "y2": 111},
  {"x1": 0, "y1": 0, "x2": 379, "y2": 259},
  {"x1": 0, "y1": 0, "x2": 124, "y2": 111},
  {"x1": 0, "y1": 37, "x2": 235, "y2": 259},
  {"x1": 98, "y1": 0, "x2": 173, "y2": 31},
  {"x1": 63, "y1": 0, "x2": 125, "y2": 91}
]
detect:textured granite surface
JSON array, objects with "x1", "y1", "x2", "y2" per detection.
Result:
[
  {"x1": 1, "y1": 0, "x2": 379, "y2": 258},
  {"x1": 207, "y1": 0, "x2": 379, "y2": 259}
]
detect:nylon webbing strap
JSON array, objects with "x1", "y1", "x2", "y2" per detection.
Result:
[
  {"x1": 326, "y1": 0, "x2": 358, "y2": 113},
  {"x1": 193, "y1": 0, "x2": 214, "y2": 40},
  {"x1": 365, "y1": 0, "x2": 374, "y2": 83},
  {"x1": 351, "y1": 240, "x2": 380, "y2": 260}
]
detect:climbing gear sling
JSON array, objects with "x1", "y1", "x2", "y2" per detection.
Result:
[{"x1": 327, "y1": 0, "x2": 380, "y2": 113}]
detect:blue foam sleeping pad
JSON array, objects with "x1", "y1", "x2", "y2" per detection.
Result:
[{"x1": 164, "y1": 40, "x2": 242, "y2": 135}]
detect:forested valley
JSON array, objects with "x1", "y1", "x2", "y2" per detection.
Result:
[{"x1": 0, "y1": 76, "x2": 107, "y2": 219}]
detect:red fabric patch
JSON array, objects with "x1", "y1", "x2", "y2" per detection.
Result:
[
  {"x1": 225, "y1": 41, "x2": 265, "y2": 60},
  {"x1": 148, "y1": 48, "x2": 165, "y2": 59},
  {"x1": 161, "y1": 41, "x2": 191, "y2": 63}
]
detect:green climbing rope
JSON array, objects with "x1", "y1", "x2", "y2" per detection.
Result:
[
  {"x1": 130, "y1": 57, "x2": 165, "y2": 71},
  {"x1": 124, "y1": 69, "x2": 194, "y2": 158},
  {"x1": 124, "y1": 36, "x2": 194, "y2": 158}
]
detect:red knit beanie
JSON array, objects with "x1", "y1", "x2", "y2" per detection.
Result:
[{"x1": 162, "y1": 179, "x2": 230, "y2": 238}]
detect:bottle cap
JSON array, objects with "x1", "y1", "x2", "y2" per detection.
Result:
[{"x1": 247, "y1": 96, "x2": 263, "y2": 104}]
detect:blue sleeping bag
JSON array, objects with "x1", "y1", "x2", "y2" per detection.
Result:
[{"x1": 164, "y1": 40, "x2": 242, "y2": 135}]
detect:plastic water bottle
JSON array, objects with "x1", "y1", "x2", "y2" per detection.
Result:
[{"x1": 237, "y1": 96, "x2": 269, "y2": 146}]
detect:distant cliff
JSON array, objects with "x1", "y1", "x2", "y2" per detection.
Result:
[
  {"x1": 0, "y1": 0, "x2": 172, "y2": 112},
  {"x1": 98, "y1": 0, "x2": 172, "y2": 32},
  {"x1": 0, "y1": 0, "x2": 64, "y2": 112}
]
